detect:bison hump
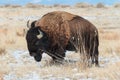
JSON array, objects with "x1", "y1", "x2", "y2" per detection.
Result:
[{"x1": 36, "y1": 11, "x2": 75, "y2": 47}]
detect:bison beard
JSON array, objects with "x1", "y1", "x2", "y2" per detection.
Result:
[{"x1": 26, "y1": 11, "x2": 99, "y2": 66}]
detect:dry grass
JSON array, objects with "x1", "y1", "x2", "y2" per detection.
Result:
[
  {"x1": 25, "y1": 3, "x2": 44, "y2": 8},
  {"x1": 0, "y1": 74, "x2": 3, "y2": 80},
  {"x1": 114, "y1": 3, "x2": 120, "y2": 8},
  {"x1": 0, "y1": 47, "x2": 6, "y2": 55},
  {"x1": 0, "y1": 27, "x2": 27, "y2": 50},
  {"x1": 100, "y1": 29, "x2": 120, "y2": 40},
  {"x1": 74, "y1": 2, "x2": 93, "y2": 8},
  {"x1": 0, "y1": 7, "x2": 120, "y2": 79},
  {"x1": 99, "y1": 29, "x2": 120, "y2": 57},
  {"x1": 0, "y1": 3, "x2": 120, "y2": 9},
  {"x1": 16, "y1": 28, "x2": 26, "y2": 37}
]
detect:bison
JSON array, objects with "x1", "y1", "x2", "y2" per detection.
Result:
[{"x1": 26, "y1": 11, "x2": 99, "y2": 66}]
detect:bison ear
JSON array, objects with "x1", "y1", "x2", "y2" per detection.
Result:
[{"x1": 37, "y1": 29, "x2": 43, "y2": 39}]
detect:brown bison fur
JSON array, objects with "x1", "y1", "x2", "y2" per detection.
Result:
[
  {"x1": 68, "y1": 16, "x2": 99, "y2": 65},
  {"x1": 35, "y1": 11, "x2": 99, "y2": 66},
  {"x1": 36, "y1": 11, "x2": 76, "y2": 48}
]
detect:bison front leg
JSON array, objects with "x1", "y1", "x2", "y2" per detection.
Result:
[
  {"x1": 53, "y1": 51, "x2": 65, "y2": 61},
  {"x1": 53, "y1": 49, "x2": 66, "y2": 62}
]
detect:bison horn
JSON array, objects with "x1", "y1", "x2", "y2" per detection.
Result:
[
  {"x1": 37, "y1": 29, "x2": 43, "y2": 39},
  {"x1": 27, "y1": 20, "x2": 30, "y2": 28}
]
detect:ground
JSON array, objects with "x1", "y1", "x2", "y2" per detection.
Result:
[{"x1": 0, "y1": 6, "x2": 120, "y2": 80}]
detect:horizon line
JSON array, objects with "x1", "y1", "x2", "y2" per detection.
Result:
[{"x1": 0, "y1": 2, "x2": 120, "y2": 6}]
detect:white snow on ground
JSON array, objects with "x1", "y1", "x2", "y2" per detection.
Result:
[
  {"x1": 4, "y1": 72, "x2": 40, "y2": 80},
  {"x1": 2, "y1": 50, "x2": 120, "y2": 80}
]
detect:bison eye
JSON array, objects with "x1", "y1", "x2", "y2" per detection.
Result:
[
  {"x1": 30, "y1": 52, "x2": 37, "y2": 56},
  {"x1": 35, "y1": 41, "x2": 40, "y2": 46}
]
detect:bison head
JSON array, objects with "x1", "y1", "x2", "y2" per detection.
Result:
[{"x1": 26, "y1": 20, "x2": 49, "y2": 62}]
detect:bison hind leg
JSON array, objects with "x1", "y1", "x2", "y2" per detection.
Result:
[
  {"x1": 94, "y1": 47, "x2": 99, "y2": 67},
  {"x1": 90, "y1": 36, "x2": 99, "y2": 67},
  {"x1": 91, "y1": 54, "x2": 95, "y2": 65}
]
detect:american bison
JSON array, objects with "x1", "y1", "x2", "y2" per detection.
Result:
[{"x1": 26, "y1": 11, "x2": 99, "y2": 66}]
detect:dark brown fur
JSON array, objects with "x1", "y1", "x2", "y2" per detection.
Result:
[
  {"x1": 32, "y1": 11, "x2": 99, "y2": 65},
  {"x1": 36, "y1": 11, "x2": 76, "y2": 48},
  {"x1": 68, "y1": 16, "x2": 99, "y2": 65}
]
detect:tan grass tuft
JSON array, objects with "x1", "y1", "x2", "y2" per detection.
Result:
[
  {"x1": 114, "y1": 3, "x2": 120, "y2": 8},
  {"x1": 101, "y1": 32, "x2": 119, "y2": 40},
  {"x1": 0, "y1": 73, "x2": 3, "y2": 80},
  {"x1": 0, "y1": 47, "x2": 6, "y2": 55},
  {"x1": 16, "y1": 28, "x2": 26, "y2": 37},
  {"x1": 96, "y1": 3, "x2": 105, "y2": 8},
  {"x1": 115, "y1": 47, "x2": 120, "y2": 55},
  {"x1": 74, "y1": 2, "x2": 93, "y2": 8},
  {"x1": 5, "y1": 39, "x2": 16, "y2": 44},
  {"x1": 0, "y1": 28, "x2": 8, "y2": 35},
  {"x1": 25, "y1": 3, "x2": 44, "y2": 8}
]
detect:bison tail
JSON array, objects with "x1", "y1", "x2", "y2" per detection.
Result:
[
  {"x1": 93, "y1": 32, "x2": 99, "y2": 66},
  {"x1": 95, "y1": 32, "x2": 99, "y2": 46}
]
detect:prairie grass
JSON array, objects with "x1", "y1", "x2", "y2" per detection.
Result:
[
  {"x1": 100, "y1": 30, "x2": 120, "y2": 40},
  {"x1": 0, "y1": 47, "x2": 6, "y2": 55},
  {"x1": 0, "y1": 7, "x2": 120, "y2": 79},
  {"x1": 0, "y1": 27, "x2": 27, "y2": 50}
]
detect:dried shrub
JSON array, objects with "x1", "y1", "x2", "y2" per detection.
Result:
[
  {"x1": 116, "y1": 47, "x2": 120, "y2": 54},
  {"x1": 4, "y1": 4, "x2": 11, "y2": 7},
  {"x1": 0, "y1": 74, "x2": 3, "y2": 80},
  {"x1": 42, "y1": 5, "x2": 52, "y2": 8},
  {"x1": 0, "y1": 47, "x2": 6, "y2": 55},
  {"x1": 53, "y1": 4, "x2": 70, "y2": 8},
  {"x1": 5, "y1": 39, "x2": 16, "y2": 44},
  {"x1": 0, "y1": 5, "x2": 4, "y2": 8},
  {"x1": 101, "y1": 32, "x2": 119, "y2": 40},
  {"x1": 60, "y1": 5, "x2": 70, "y2": 8},
  {"x1": 74, "y1": 2, "x2": 93, "y2": 8},
  {"x1": 96, "y1": 3, "x2": 105, "y2": 8},
  {"x1": 114, "y1": 3, "x2": 120, "y2": 8},
  {"x1": 53, "y1": 4, "x2": 61, "y2": 7},
  {"x1": 25, "y1": 3, "x2": 44, "y2": 8},
  {"x1": 3, "y1": 4, "x2": 21, "y2": 8},
  {"x1": 0, "y1": 28, "x2": 8, "y2": 35},
  {"x1": 16, "y1": 28, "x2": 26, "y2": 37}
]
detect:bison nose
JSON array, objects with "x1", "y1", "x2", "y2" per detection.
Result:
[
  {"x1": 34, "y1": 56, "x2": 41, "y2": 62},
  {"x1": 34, "y1": 54, "x2": 42, "y2": 62}
]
